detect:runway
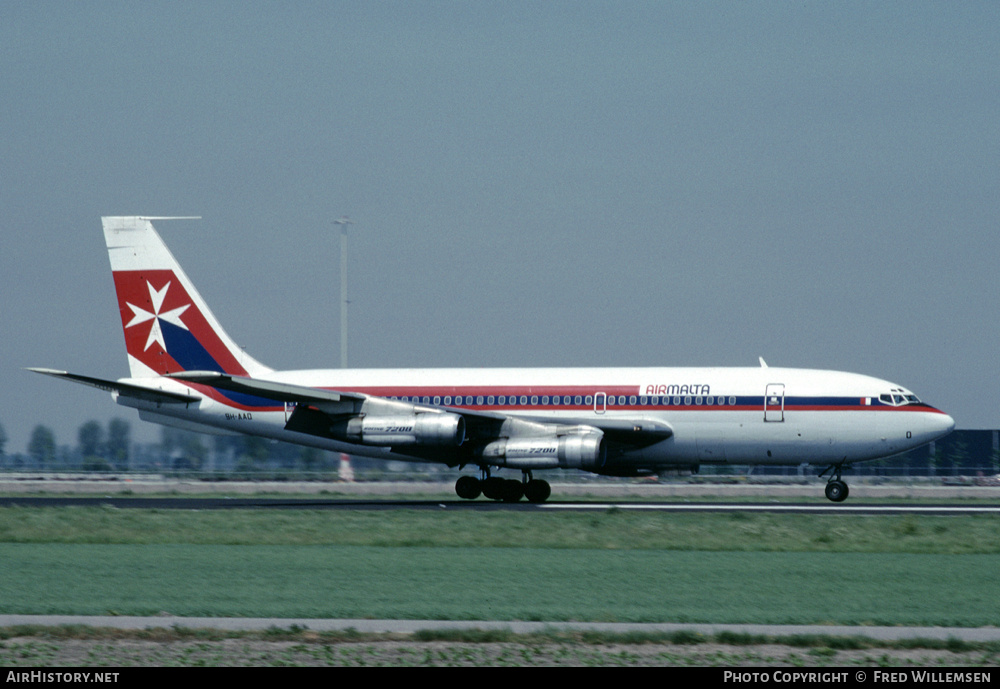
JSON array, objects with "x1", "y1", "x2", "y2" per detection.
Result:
[
  {"x1": 3, "y1": 614, "x2": 1000, "y2": 642},
  {"x1": 2, "y1": 495, "x2": 999, "y2": 515}
]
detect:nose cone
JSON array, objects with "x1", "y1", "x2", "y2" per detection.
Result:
[
  {"x1": 935, "y1": 412, "x2": 956, "y2": 439},
  {"x1": 898, "y1": 408, "x2": 955, "y2": 447}
]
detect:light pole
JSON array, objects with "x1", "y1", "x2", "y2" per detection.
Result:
[{"x1": 334, "y1": 216, "x2": 355, "y2": 368}]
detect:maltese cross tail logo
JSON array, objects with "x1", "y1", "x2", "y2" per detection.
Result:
[{"x1": 125, "y1": 281, "x2": 191, "y2": 353}]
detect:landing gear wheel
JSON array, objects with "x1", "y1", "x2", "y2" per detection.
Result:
[
  {"x1": 523, "y1": 479, "x2": 551, "y2": 503},
  {"x1": 482, "y1": 476, "x2": 505, "y2": 501},
  {"x1": 501, "y1": 479, "x2": 524, "y2": 502},
  {"x1": 455, "y1": 475, "x2": 481, "y2": 500},
  {"x1": 825, "y1": 480, "x2": 849, "y2": 502}
]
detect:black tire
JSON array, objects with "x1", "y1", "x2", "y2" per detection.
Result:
[
  {"x1": 455, "y1": 475, "x2": 481, "y2": 500},
  {"x1": 524, "y1": 479, "x2": 551, "y2": 503},
  {"x1": 825, "y1": 480, "x2": 849, "y2": 502},
  {"x1": 482, "y1": 476, "x2": 505, "y2": 501},
  {"x1": 502, "y1": 479, "x2": 524, "y2": 502}
]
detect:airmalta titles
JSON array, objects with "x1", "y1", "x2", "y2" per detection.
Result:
[{"x1": 644, "y1": 384, "x2": 711, "y2": 396}]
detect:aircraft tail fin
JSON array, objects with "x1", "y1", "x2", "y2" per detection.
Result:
[{"x1": 102, "y1": 216, "x2": 273, "y2": 379}]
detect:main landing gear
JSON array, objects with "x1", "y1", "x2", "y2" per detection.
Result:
[
  {"x1": 820, "y1": 463, "x2": 850, "y2": 503},
  {"x1": 455, "y1": 469, "x2": 551, "y2": 503}
]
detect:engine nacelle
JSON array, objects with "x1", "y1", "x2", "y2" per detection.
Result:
[
  {"x1": 340, "y1": 413, "x2": 465, "y2": 446},
  {"x1": 479, "y1": 431, "x2": 606, "y2": 470}
]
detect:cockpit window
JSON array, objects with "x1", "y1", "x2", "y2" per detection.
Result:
[{"x1": 879, "y1": 390, "x2": 921, "y2": 406}]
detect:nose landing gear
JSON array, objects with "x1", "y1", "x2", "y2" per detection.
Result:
[
  {"x1": 820, "y1": 463, "x2": 850, "y2": 502},
  {"x1": 824, "y1": 479, "x2": 849, "y2": 502}
]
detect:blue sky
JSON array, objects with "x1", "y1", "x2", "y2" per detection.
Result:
[{"x1": 2, "y1": 2, "x2": 997, "y2": 453}]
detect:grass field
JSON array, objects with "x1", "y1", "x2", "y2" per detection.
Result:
[{"x1": 2, "y1": 507, "x2": 999, "y2": 626}]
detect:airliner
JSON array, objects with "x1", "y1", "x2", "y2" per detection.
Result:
[{"x1": 31, "y1": 216, "x2": 955, "y2": 503}]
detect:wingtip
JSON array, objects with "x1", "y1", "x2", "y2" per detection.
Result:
[{"x1": 26, "y1": 367, "x2": 67, "y2": 376}]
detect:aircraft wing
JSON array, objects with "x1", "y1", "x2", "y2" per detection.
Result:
[
  {"x1": 28, "y1": 368, "x2": 201, "y2": 405},
  {"x1": 167, "y1": 371, "x2": 672, "y2": 447}
]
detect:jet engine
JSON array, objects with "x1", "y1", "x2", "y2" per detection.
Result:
[
  {"x1": 478, "y1": 431, "x2": 606, "y2": 470},
  {"x1": 338, "y1": 412, "x2": 466, "y2": 446}
]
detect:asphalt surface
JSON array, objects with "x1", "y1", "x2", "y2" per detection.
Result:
[
  {"x1": 2, "y1": 615, "x2": 999, "y2": 642},
  {"x1": 3, "y1": 477, "x2": 999, "y2": 495},
  {"x1": 2, "y1": 494, "x2": 1000, "y2": 515}
]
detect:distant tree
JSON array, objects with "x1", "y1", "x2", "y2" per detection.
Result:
[
  {"x1": 299, "y1": 446, "x2": 325, "y2": 472},
  {"x1": 78, "y1": 420, "x2": 108, "y2": 471},
  {"x1": 212, "y1": 435, "x2": 231, "y2": 468},
  {"x1": 107, "y1": 418, "x2": 131, "y2": 471},
  {"x1": 27, "y1": 425, "x2": 56, "y2": 469},
  {"x1": 270, "y1": 441, "x2": 300, "y2": 470},
  {"x1": 0, "y1": 421, "x2": 7, "y2": 458},
  {"x1": 160, "y1": 426, "x2": 207, "y2": 471},
  {"x1": 235, "y1": 436, "x2": 271, "y2": 472}
]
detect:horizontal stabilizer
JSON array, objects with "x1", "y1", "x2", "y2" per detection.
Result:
[
  {"x1": 27, "y1": 368, "x2": 201, "y2": 404},
  {"x1": 166, "y1": 371, "x2": 366, "y2": 405}
]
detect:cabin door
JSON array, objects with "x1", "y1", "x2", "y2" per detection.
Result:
[{"x1": 764, "y1": 383, "x2": 785, "y2": 422}]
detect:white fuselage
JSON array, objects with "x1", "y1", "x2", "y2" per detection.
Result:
[{"x1": 121, "y1": 365, "x2": 955, "y2": 475}]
